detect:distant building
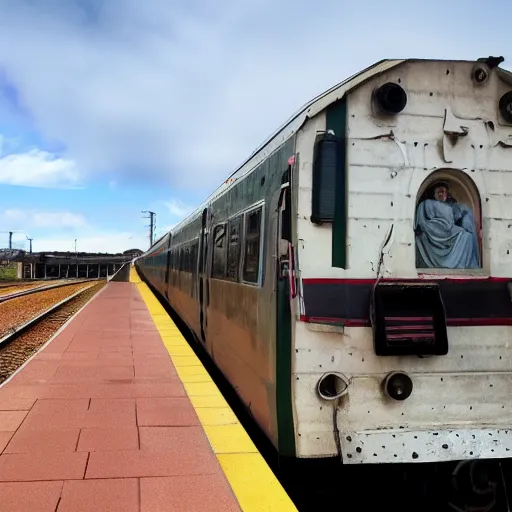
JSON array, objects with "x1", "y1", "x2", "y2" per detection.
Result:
[
  {"x1": 0, "y1": 249, "x2": 142, "y2": 280},
  {"x1": 123, "y1": 249, "x2": 144, "y2": 258}
]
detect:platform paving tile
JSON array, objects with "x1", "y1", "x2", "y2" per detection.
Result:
[
  {"x1": 0, "y1": 451, "x2": 89, "y2": 481},
  {"x1": 0, "y1": 481, "x2": 63, "y2": 512},
  {"x1": 0, "y1": 432, "x2": 14, "y2": 453},
  {"x1": 138, "y1": 426, "x2": 213, "y2": 452},
  {"x1": 20, "y1": 398, "x2": 137, "y2": 430},
  {"x1": 77, "y1": 427, "x2": 139, "y2": 452},
  {"x1": 136, "y1": 397, "x2": 200, "y2": 426},
  {"x1": 4, "y1": 428, "x2": 80, "y2": 454},
  {"x1": 85, "y1": 445, "x2": 221, "y2": 479},
  {"x1": 0, "y1": 282, "x2": 241, "y2": 511},
  {"x1": 57, "y1": 478, "x2": 139, "y2": 512},
  {"x1": 0, "y1": 411, "x2": 28, "y2": 431},
  {"x1": 141, "y1": 475, "x2": 240, "y2": 512}
]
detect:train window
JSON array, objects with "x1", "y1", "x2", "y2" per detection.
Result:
[
  {"x1": 311, "y1": 132, "x2": 341, "y2": 224},
  {"x1": 187, "y1": 245, "x2": 193, "y2": 272},
  {"x1": 183, "y1": 246, "x2": 189, "y2": 272},
  {"x1": 212, "y1": 224, "x2": 227, "y2": 278},
  {"x1": 227, "y1": 217, "x2": 241, "y2": 281},
  {"x1": 191, "y1": 240, "x2": 199, "y2": 272},
  {"x1": 242, "y1": 207, "x2": 263, "y2": 284},
  {"x1": 179, "y1": 247, "x2": 184, "y2": 271}
]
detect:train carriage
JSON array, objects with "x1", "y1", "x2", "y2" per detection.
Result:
[
  {"x1": 136, "y1": 56, "x2": 512, "y2": 500},
  {"x1": 139, "y1": 232, "x2": 170, "y2": 298}
]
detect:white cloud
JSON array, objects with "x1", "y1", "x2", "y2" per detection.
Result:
[
  {"x1": 0, "y1": 208, "x2": 87, "y2": 230},
  {"x1": 3, "y1": 209, "x2": 26, "y2": 221},
  {"x1": 154, "y1": 223, "x2": 177, "y2": 239},
  {"x1": 34, "y1": 231, "x2": 148, "y2": 254},
  {"x1": 164, "y1": 199, "x2": 194, "y2": 219},
  {"x1": 0, "y1": 1, "x2": 510, "y2": 193},
  {"x1": 32, "y1": 211, "x2": 87, "y2": 228},
  {"x1": 0, "y1": 208, "x2": 147, "y2": 252},
  {"x1": 0, "y1": 148, "x2": 81, "y2": 188}
]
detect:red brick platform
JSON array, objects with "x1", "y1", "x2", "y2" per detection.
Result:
[{"x1": 0, "y1": 283, "x2": 240, "y2": 511}]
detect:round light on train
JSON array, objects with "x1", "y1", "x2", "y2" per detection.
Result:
[
  {"x1": 499, "y1": 91, "x2": 512, "y2": 123},
  {"x1": 383, "y1": 371, "x2": 413, "y2": 401},
  {"x1": 373, "y1": 82, "x2": 407, "y2": 115},
  {"x1": 317, "y1": 372, "x2": 350, "y2": 401}
]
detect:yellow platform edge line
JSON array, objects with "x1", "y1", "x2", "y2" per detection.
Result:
[{"x1": 130, "y1": 266, "x2": 297, "y2": 512}]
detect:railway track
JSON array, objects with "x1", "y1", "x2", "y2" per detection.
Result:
[
  {"x1": 0, "y1": 278, "x2": 96, "y2": 303},
  {"x1": 0, "y1": 281, "x2": 105, "y2": 384},
  {"x1": 0, "y1": 284, "x2": 43, "y2": 297},
  {"x1": 0, "y1": 279, "x2": 40, "y2": 289}
]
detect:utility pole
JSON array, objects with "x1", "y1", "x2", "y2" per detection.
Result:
[
  {"x1": 141, "y1": 211, "x2": 156, "y2": 248},
  {"x1": 26, "y1": 236, "x2": 33, "y2": 254},
  {"x1": 74, "y1": 239, "x2": 77, "y2": 255},
  {"x1": 0, "y1": 231, "x2": 24, "y2": 250}
]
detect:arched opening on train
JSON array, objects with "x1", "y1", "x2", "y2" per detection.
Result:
[{"x1": 414, "y1": 170, "x2": 482, "y2": 270}]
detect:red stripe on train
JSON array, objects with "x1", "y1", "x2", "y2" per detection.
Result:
[
  {"x1": 302, "y1": 277, "x2": 512, "y2": 285},
  {"x1": 299, "y1": 315, "x2": 512, "y2": 327}
]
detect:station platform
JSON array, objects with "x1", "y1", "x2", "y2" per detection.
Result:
[{"x1": 0, "y1": 269, "x2": 297, "y2": 511}]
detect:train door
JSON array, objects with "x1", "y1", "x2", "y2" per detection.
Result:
[
  {"x1": 198, "y1": 208, "x2": 208, "y2": 343},
  {"x1": 275, "y1": 157, "x2": 297, "y2": 457},
  {"x1": 277, "y1": 160, "x2": 296, "y2": 311}
]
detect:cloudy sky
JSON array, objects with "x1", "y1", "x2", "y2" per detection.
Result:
[{"x1": 0, "y1": 0, "x2": 509, "y2": 253}]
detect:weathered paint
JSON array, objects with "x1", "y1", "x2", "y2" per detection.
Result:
[
  {"x1": 293, "y1": 59, "x2": 512, "y2": 461},
  {"x1": 325, "y1": 99, "x2": 348, "y2": 269},
  {"x1": 340, "y1": 428, "x2": 512, "y2": 464},
  {"x1": 276, "y1": 276, "x2": 296, "y2": 457}
]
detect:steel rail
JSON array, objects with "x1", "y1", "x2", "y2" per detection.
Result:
[
  {"x1": 0, "y1": 284, "x2": 98, "y2": 348},
  {"x1": 0, "y1": 279, "x2": 99, "y2": 304}
]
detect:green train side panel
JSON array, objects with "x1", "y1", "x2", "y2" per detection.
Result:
[{"x1": 196, "y1": 138, "x2": 296, "y2": 454}]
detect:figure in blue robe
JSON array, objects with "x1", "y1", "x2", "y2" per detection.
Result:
[{"x1": 415, "y1": 181, "x2": 480, "y2": 269}]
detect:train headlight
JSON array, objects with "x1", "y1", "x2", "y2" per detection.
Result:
[
  {"x1": 383, "y1": 371, "x2": 413, "y2": 401},
  {"x1": 317, "y1": 372, "x2": 350, "y2": 401},
  {"x1": 373, "y1": 82, "x2": 407, "y2": 115},
  {"x1": 499, "y1": 91, "x2": 512, "y2": 123}
]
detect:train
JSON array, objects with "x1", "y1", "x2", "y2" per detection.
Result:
[{"x1": 136, "y1": 57, "x2": 512, "y2": 509}]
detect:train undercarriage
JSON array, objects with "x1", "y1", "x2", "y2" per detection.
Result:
[{"x1": 282, "y1": 457, "x2": 512, "y2": 511}]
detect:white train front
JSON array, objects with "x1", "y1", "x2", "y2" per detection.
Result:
[{"x1": 136, "y1": 57, "x2": 512, "y2": 470}]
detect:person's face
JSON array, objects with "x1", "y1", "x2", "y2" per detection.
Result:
[{"x1": 434, "y1": 186, "x2": 448, "y2": 202}]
